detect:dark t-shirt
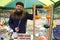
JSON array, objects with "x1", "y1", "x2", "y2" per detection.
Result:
[{"x1": 8, "y1": 12, "x2": 33, "y2": 33}]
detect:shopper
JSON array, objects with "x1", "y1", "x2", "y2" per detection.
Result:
[{"x1": 8, "y1": 2, "x2": 34, "y2": 33}]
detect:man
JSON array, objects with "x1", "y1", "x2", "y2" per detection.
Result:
[{"x1": 8, "y1": 2, "x2": 33, "y2": 33}]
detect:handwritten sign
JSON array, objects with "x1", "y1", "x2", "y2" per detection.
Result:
[{"x1": 18, "y1": 34, "x2": 31, "y2": 40}]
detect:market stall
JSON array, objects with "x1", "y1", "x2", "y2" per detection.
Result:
[{"x1": 0, "y1": 0, "x2": 60, "y2": 40}]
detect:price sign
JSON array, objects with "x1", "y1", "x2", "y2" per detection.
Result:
[{"x1": 18, "y1": 34, "x2": 31, "y2": 40}]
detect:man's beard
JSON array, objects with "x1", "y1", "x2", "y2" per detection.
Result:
[{"x1": 14, "y1": 11, "x2": 23, "y2": 16}]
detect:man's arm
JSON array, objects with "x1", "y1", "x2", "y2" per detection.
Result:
[
  {"x1": 26, "y1": 12, "x2": 41, "y2": 20},
  {"x1": 26, "y1": 12, "x2": 33, "y2": 20},
  {"x1": 8, "y1": 15, "x2": 14, "y2": 29}
]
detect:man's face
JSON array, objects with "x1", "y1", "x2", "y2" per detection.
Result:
[{"x1": 16, "y1": 5, "x2": 23, "y2": 12}]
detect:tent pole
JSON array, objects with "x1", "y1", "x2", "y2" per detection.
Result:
[
  {"x1": 33, "y1": 4, "x2": 36, "y2": 40},
  {"x1": 48, "y1": 5, "x2": 53, "y2": 40}
]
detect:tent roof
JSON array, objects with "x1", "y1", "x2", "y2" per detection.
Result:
[
  {"x1": 0, "y1": 0, "x2": 60, "y2": 8},
  {"x1": 6, "y1": 0, "x2": 44, "y2": 8}
]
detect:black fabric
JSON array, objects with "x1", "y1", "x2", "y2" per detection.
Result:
[
  {"x1": 44, "y1": 24, "x2": 49, "y2": 29},
  {"x1": 53, "y1": 25, "x2": 60, "y2": 40}
]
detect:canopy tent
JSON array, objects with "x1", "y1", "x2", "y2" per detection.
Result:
[
  {"x1": 0, "y1": 0, "x2": 60, "y2": 9},
  {"x1": 6, "y1": 0, "x2": 44, "y2": 8}
]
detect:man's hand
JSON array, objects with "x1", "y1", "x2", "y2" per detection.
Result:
[{"x1": 15, "y1": 27, "x2": 19, "y2": 32}]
